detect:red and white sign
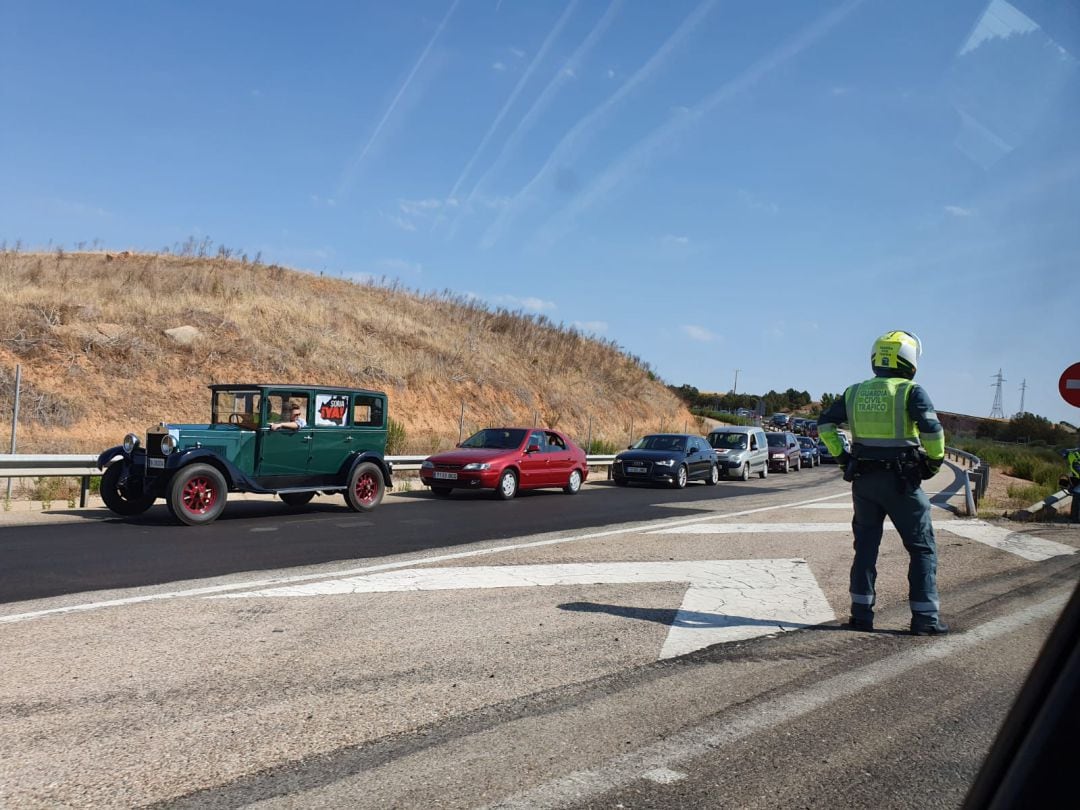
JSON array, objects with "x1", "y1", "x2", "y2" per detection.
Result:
[{"x1": 1060, "y1": 362, "x2": 1080, "y2": 408}]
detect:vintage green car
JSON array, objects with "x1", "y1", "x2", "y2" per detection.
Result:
[{"x1": 97, "y1": 384, "x2": 392, "y2": 525}]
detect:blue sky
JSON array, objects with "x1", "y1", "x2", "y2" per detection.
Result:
[{"x1": 2, "y1": 0, "x2": 1078, "y2": 425}]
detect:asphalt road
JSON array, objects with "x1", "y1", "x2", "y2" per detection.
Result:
[
  {"x1": 1, "y1": 464, "x2": 1077, "y2": 809},
  {"x1": 0, "y1": 472, "x2": 814, "y2": 604}
]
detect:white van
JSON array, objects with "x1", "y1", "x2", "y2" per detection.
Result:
[{"x1": 707, "y1": 426, "x2": 770, "y2": 480}]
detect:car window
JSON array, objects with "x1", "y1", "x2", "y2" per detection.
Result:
[
  {"x1": 461, "y1": 428, "x2": 527, "y2": 449},
  {"x1": 766, "y1": 433, "x2": 785, "y2": 447},
  {"x1": 267, "y1": 393, "x2": 310, "y2": 425},
  {"x1": 212, "y1": 390, "x2": 262, "y2": 427},
  {"x1": 352, "y1": 395, "x2": 385, "y2": 428},
  {"x1": 710, "y1": 432, "x2": 747, "y2": 450},
  {"x1": 314, "y1": 392, "x2": 350, "y2": 427},
  {"x1": 544, "y1": 431, "x2": 567, "y2": 452},
  {"x1": 750, "y1": 434, "x2": 758, "y2": 450},
  {"x1": 527, "y1": 431, "x2": 545, "y2": 450}
]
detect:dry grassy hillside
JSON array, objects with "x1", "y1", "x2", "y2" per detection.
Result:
[{"x1": 0, "y1": 250, "x2": 696, "y2": 454}]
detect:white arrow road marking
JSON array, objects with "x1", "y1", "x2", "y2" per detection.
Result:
[
  {"x1": 216, "y1": 559, "x2": 836, "y2": 659},
  {"x1": 935, "y1": 520, "x2": 1076, "y2": 562}
]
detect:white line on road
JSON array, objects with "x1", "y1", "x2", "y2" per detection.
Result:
[
  {"x1": 0, "y1": 492, "x2": 850, "y2": 626},
  {"x1": 485, "y1": 590, "x2": 1071, "y2": 810},
  {"x1": 215, "y1": 559, "x2": 837, "y2": 659},
  {"x1": 650, "y1": 522, "x2": 868, "y2": 535},
  {"x1": 935, "y1": 520, "x2": 1076, "y2": 562}
]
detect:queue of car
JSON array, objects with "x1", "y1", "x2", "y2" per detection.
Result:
[{"x1": 96, "y1": 382, "x2": 842, "y2": 525}]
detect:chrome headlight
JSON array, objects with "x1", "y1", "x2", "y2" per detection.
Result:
[
  {"x1": 654, "y1": 458, "x2": 676, "y2": 467},
  {"x1": 421, "y1": 460, "x2": 434, "y2": 469},
  {"x1": 463, "y1": 462, "x2": 491, "y2": 471},
  {"x1": 160, "y1": 434, "x2": 178, "y2": 456},
  {"x1": 123, "y1": 433, "x2": 139, "y2": 453}
]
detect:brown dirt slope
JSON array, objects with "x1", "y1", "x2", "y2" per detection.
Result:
[{"x1": 0, "y1": 251, "x2": 695, "y2": 453}]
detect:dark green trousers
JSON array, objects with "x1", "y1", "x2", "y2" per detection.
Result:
[{"x1": 849, "y1": 469, "x2": 940, "y2": 626}]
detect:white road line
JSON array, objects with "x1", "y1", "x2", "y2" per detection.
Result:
[
  {"x1": 485, "y1": 591, "x2": 1070, "y2": 810},
  {"x1": 650, "y1": 522, "x2": 869, "y2": 535},
  {"x1": 937, "y1": 520, "x2": 1076, "y2": 562},
  {"x1": 0, "y1": 492, "x2": 850, "y2": 625},
  {"x1": 215, "y1": 559, "x2": 837, "y2": 660},
  {"x1": 795, "y1": 503, "x2": 853, "y2": 510},
  {"x1": 641, "y1": 768, "x2": 687, "y2": 784}
]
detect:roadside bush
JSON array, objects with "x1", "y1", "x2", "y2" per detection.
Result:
[
  {"x1": 386, "y1": 417, "x2": 407, "y2": 455},
  {"x1": 587, "y1": 438, "x2": 619, "y2": 455}
]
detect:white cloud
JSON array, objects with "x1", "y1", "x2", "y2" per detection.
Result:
[
  {"x1": 606, "y1": 68, "x2": 616, "y2": 79},
  {"x1": 309, "y1": 194, "x2": 336, "y2": 208},
  {"x1": 510, "y1": 47, "x2": 526, "y2": 59},
  {"x1": 492, "y1": 61, "x2": 507, "y2": 72},
  {"x1": 830, "y1": 85, "x2": 850, "y2": 96},
  {"x1": 491, "y1": 294, "x2": 557, "y2": 312},
  {"x1": 663, "y1": 234, "x2": 690, "y2": 246},
  {"x1": 944, "y1": 205, "x2": 975, "y2": 217},
  {"x1": 561, "y1": 66, "x2": 577, "y2": 80},
  {"x1": 387, "y1": 214, "x2": 417, "y2": 232},
  {"x1": 573, "y1": 320, "x2": 608, "y2": 334},
  {"x1": 681, "y1": 325, "x2": 716, "y2": 342},
  {"x1": 739, "y1": 189, "x2": 779, "y2": 214},
  {"x1": 399, "y1": 197, "x2": 445, "y2": 215}
]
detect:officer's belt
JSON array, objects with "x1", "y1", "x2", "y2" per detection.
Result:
[{"x1": 855, "y1": 458, "x2": 900, "y2": 473}]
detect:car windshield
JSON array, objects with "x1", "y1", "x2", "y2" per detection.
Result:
[
  {"x1": 709, "y1": 433, "x2": 747, "y2": 450},
  {"x1": 799, "y1": 437, "x2": 815, "y2": 448},
  {"x1": 633, "y1": 435, "x2": 687, "y2": 452},
  {"x1": 460, "y1": 429, "x2": 527, "y2": 450},
  {"x1": 766, "y1": 433, "x2": 786, "y2": 447},
  {"x1": 211, "y1": 390, "x2": 262, "y2": 427}
]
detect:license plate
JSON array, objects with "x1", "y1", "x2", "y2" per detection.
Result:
[
  {"x1": 147, "y1": 458, "x2": 165, "y2": 469},
  {"x1": 627, "y1": 466, "x2": 647, "y2": 474},
  {"x1": 433, "y1": 471, "x2": 457, "y2": 480}
]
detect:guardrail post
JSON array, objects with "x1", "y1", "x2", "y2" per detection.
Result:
[
  {"x1": 972, "y1": 468, "x2": 980, "y2": 520},
  {"x1": 80, "y1": 475, "x2": 90, "y2": 508}
]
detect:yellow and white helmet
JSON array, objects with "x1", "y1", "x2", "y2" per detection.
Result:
[{"x1": 871, "y1": 330, "x2": 922, "y2": 378}]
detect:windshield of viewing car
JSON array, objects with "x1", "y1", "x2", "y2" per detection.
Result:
[
  {"x1": 461, "y1": 429, "x2": 527, "y2": 449},
  {"x1": 211, "y1": 390, "x2": 262, "y2": 427},
  {"x1": 709, "y1": 433, "x2": 747, "y2": 450},
  {"x1": 766, "y1": 433, "x2": 786, "y2": 447},
  {"x1": 633, "y1": 435, "x2": 686, "y2": 452}
]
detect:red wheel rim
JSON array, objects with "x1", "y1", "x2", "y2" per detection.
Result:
[
  {"x1": 354, "y1": 473, "x2": 378, "y2": 505},
  {"x1": 181, "y1": 475, "x2": 218, "y2": 514}
]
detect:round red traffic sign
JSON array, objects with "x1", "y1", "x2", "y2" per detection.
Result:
[{"x1": 1060, "y1": 362, "x2": 1080, "y2": 408}]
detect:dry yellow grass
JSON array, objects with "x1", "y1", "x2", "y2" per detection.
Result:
[{"x1": 0, "y1": 250, "x2": 695, "y2": 453}]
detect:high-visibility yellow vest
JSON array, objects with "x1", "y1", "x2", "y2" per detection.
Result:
[{"x1": 845, "y1": 377, "x2": 919, "y2": 448}]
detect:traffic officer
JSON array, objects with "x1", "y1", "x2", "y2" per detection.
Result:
[
  {"x1": 818, "y1": 330, "x2": 948, "y2": 635},
  {"x1": 1066, "y1": 447, "x2": 1080, "y2": 524}
]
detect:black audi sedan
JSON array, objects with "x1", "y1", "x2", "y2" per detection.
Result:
[{"x1": 612, "y1": 433, "x2": 719, "y2": 488}]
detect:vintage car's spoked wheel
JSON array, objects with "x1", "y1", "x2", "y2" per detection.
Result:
[
  {"x1": 169, "y1": 463, "x2": 228, "y2": 526},
  {"x1": 279, "y1": 492, "x2": 315, "y2": 507},
  {"x1": 564, "y1": 469, "x2": 582, "y2": 494},
  {"x1": 100, "y1": 463, "x2": 156, "y2": 516},
  {"x1": 345, "y1": 462, "x2": 384, "y2": 512}
]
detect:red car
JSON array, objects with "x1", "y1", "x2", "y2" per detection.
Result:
[{"x1": 420, "y1": 427, "x2": 589, "y2": 499}]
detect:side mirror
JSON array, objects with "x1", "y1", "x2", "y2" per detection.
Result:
[{"x1": 526, "y1": 444, "x2": 540, "y2": 454}]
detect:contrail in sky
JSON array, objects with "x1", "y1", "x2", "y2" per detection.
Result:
[
  {"x1": 337, "y1": 0, "x2": 460, "y2": 199},
  {"x1": 479, "y1": 0, "x2": 718, "y2": 249},
  {"x1": 443, "y1": 0, "x2": 580, "y2": 210},
  {"x1": 448, "y1": 0, "x2": 623, "y2": 236},
  {"x1": 531, "y1": 0, "x2": 865, "y2": 249}
]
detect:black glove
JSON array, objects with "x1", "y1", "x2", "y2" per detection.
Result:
[
  {"x1": 836, "y1": 451, "x2": 852, "y2": 468},
  {"x1": 920, "y1": 457, "x2": 942, "y2": 480}
]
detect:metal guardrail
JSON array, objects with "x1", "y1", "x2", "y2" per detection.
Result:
[
  {"x1": 945, "y1": 446, "x2": 989, "y2": 516},
  {"x1": 0, "y1": 453, "x2": 622, "y2": 508}
]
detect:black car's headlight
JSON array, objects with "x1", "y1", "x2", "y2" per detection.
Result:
[
  {"x1": 654, "y1": 458, "x2": 676, "y2": 467},
  {"x1": 123, "y1": 433, "x2": 139, "y2": 454}
]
